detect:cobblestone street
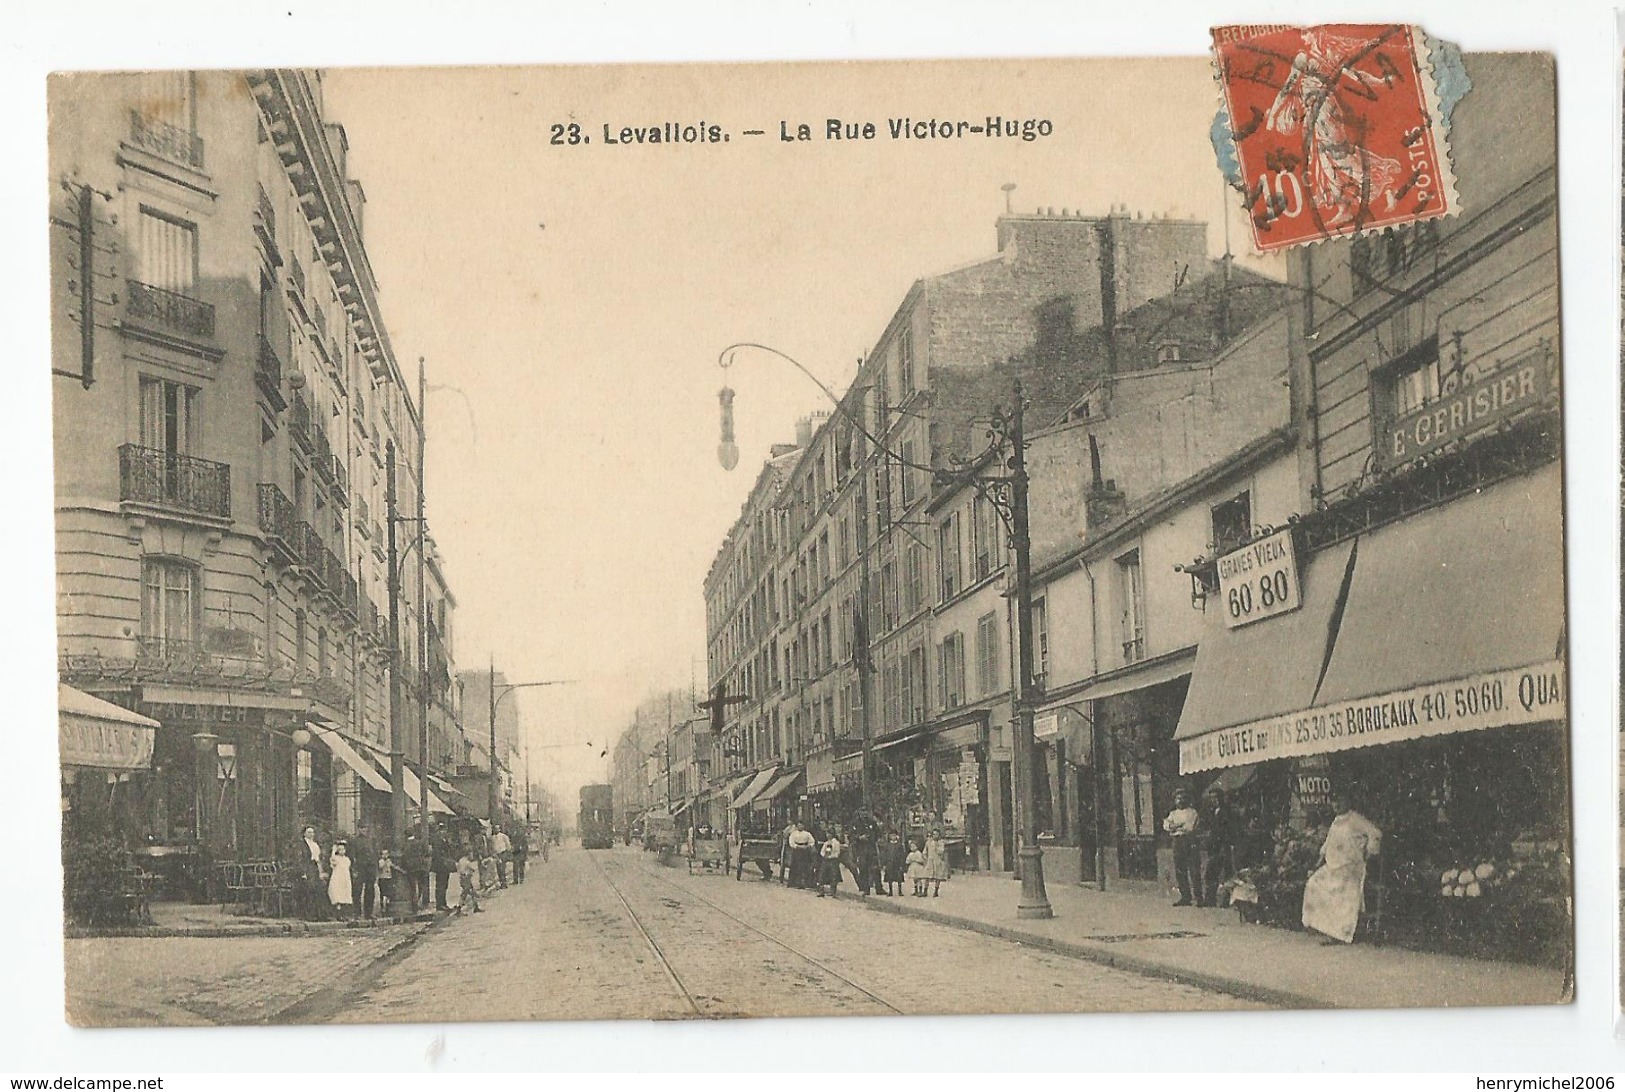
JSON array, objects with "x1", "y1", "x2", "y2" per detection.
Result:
[
  {"x1": 321, "y1": 847, "x2": 1258, "y2": 1023},
  {"x1": 64, "y1": 921, "x2": 429, "y2": 1026}
]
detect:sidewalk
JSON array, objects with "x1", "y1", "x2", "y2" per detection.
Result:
[{"x1": 836, "y1": 872, "x2": 1569, "y2": 1010}]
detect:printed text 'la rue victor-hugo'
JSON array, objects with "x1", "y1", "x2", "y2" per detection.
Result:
[{"x1": 548, "y1": 117, "x2": 1055, "y2": 147}]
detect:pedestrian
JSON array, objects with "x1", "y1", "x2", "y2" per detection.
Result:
[
  {"x1": 401, "y1": 830, "x2": 428, "y2": 914},
  {"x1": 1302, "y1": 792, "x2": 1382, "y2": 944},
  {"x1": 880, "y1": 830, "x2": 907, "y2": 896},
  {"x1": 327, "y1": 841, "x2": 355, "y2": 920},
  {"x1": 786, "y1": 820, "x2": 817, "y2": 889},
  {"x1": 492, "y1": 826, "x2": 512, "y2": 888},
  {"x1": 923, "y1": 828, "x2": 949, "y2": 897},
  {"x1": 349, "y1": 826, "x2": 378, "y2": 920},
  {"x1": 292, "y1": 824, "x2": 330, "y2": 921},
  {"x1": 479, "y1": 832, "x2": 498, "y2": 892},
  {"x1": 376, "y1": 848, "x2": 397, "y2": 916},
  {"x1": 430, "y1": 827, "x2": 456, "y2": 912},
  {"x1": 1163, "y1": 788, "x2": 1201, "y2": 906},
  {"x1": 511, "y1": 825, "x2": 528, "y2": 884},
  {"x1": 777, "y1": 817, "x2": 796, "y2": 885},
  {"x1": 1199, "y1": 787, "x2": 1237, "y2": 908},
  {"x1": 906, "y1": 837, "x2": 928, "y2": 896},
  {"x1": 455, "y1": 847, "x2": 483, "y2": 915},
  {"x1": 847, "y1": 813, "x2": 879, "y2": 895},
  {"x1": 817, "y1": 829, "x2": 844, "y2": 897}
]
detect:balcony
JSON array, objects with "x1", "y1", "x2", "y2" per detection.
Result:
[
  {"x1": 254, "y1": 187, "x2": 281, "y2": 266},
  {"x1": 256, "y1": 336, "x2": 287, "y2": 411},
  {"x1": 118, "y1": 445, "x2": 231, "y2": 520},
  {"x1": 293, "y1": 521, "x2": 323, "y2": 576},
  {"x1": 128, "y1": 110, "x2": 204, "y2": 171},
  {"x1": 331, "y1": 458, "x2": 349, "y2": 506},
  {"x1": 289, "y1": 253, "x2": 307, "y2": 301},
  {"x1": 356, "y1": 494, "x2": 370, "y2": 531},
  {"x1": 125, "y1": 279, "x2": 215, "y2": 343},
  {"x1": 256, "y1": 483, "x2": 299, "y2": 563},
  {"x1": 311, "y1": 423, "x2": 334, "y2": 481},
  {"x1": 289, "y1": 392, "x2": 312, "y2": 450}
]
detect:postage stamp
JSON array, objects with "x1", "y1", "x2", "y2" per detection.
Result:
[{"x1": 1211, "y1": 23, "x2": 1459, "y2": 252}]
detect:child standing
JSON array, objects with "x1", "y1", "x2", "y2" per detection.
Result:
[
  {"x1": 880, "y1": 831, "x2": 907, "y2": 896},
  {"x1": 456, "y1": 848, "x2": 484, "y2": 915},
  {"x1": 376, "y1": 848, "x2": 396, "y2": 916},
  {"x1": 817, "y1": 830, "x2": 844, "y2": 897},
  {"x1": 924, "y1": 828, "x2": 949, "y2": 897},
  {"x1": 906, "y1": 838, "x2": 927, "y2": 897},
  {"x1": 327, "y1": 841, "x2": 355, "y2": 920}
]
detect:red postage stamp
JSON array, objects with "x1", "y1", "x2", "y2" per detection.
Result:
[{"x1": 1211, "y1": 24, "x2": 1458, "y2": 252}]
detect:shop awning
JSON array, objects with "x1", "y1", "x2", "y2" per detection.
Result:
[
  {"x1": 308, "y1": 724, "x2": 392, "y2": 793},
  {"x1": 1314, "y1": 466, "x2": 1565, "y2": 708},
  {"x1": 870, "y1": 725, "x2": 931, "y2": 754},
  {"x1": 1179, "y1": 467, "x2": 1567, "y2": 774},
  {"x1": 751, "y1": 770, "x2": 804, "y2": 810},
  {"x1": 59, "y1": 684, "x2": 158, "y2": 770},
  {"x1": 1175, "y1": 538, "x2": 1358, "y2": 773},
  {"x1": 1077, "y1": 647, "x2": 1197, "y2": 703},
  {"x1": 729, "y1": 766, "x2": 780, "y2": 809},
  {"x1": 400, "y1": 764, "x2": 456, "y2": 815}
]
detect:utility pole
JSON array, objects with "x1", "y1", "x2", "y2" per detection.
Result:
[
  {"x1": 415, "y1": 355, "x2": 429, "y2": 838},
  {"x1": 856, "y1": 403, "x2": 875, "y2": 815},
  {"x1": 385, "y1": 441, "x2": 406, "y2": 857},
  {"x1": 1008, "y1": 379, "x2": 1053, "y2": 920},
  {"x1": 488, "y1": 652, "x2": 500, "y2": 824}
]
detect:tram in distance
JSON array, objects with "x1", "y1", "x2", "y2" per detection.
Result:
[{"x1": 579, "y1": 783, "x2": 614, "y2": 849}]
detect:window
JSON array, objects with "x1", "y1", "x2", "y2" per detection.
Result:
[
  {"x1": 1117, "y1": 550, "x2": 1145, "y2": 663},
  {"x1": 975, "y1": 611, "x2": 1001, "y2": 696},
  {"x1": 897, "y1": 325, "x2": 915, "y2": 394},
  {"x1": 294, "y1": 608, "x2": 307, "y2": 672},
  {"x1": 971, "y1": 494, "x2": 1003, "y2": 581},
  {"x1": 1156, "y1": 342, "x2": 1182, "y2": 364},
  {"x1": 902, "y1": 646, "x2": 929, "y2": 725},
  {"x1": 316, "y1": 626, "x2": 328, "y2": 678},
  {"x1": 264, "y1": 582, "x2": 278, "y2": 667},
  {"x1": 1032, "y1": 596, "x2": 1050, "y2": 683},
  {"x1": 135, "y1": 208, "x2": 198, "y2": 293},
  {"x1": 899, "y1": 439, "x2": 917, "y2": 505},
  {"x1": 838, "y1": 517, "x2": 851, "y2": 569},
  {"x1": 140, "y1": 558, "x2": 197, "y2": 652},
  {"x1": 821, "y1": 611, "x2": 833, "y2": 668},
  {"x1": 1387, "y1": 338, "x2": 1442, "y2": 418},
  {"x1": 938, "y1": 513, "x2": 963, "y2": 601},
  {"x1": 1210, "y1": 490, "x2": 1252, "y2": 556},
  {"x1": 138, "y1": 376, "x2": 195, "y2": 454},
  {"x1": 142, "y1": 71, "x2": 197, "y2": 133},
  {"x1": 880, "y1": 560, "x2": 898, "y2": 632},
  {"x1": 938, "y1": 632, "x2": 966, "y2": 711},
  {"x1": 904, "y1": 544, "x2": 925, "y2": 616}
]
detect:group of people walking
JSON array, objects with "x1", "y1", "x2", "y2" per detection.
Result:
[
  {"x1": 290, "y1": 819, "x2": 535, "y2": 921},
  {"x1": 769, "y1": 815, "x2": 950, "y2": 899}
]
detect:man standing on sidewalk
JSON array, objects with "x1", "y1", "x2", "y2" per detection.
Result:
[
  {"x1": 1162, "y1": 789, "x2": 1201, "y2": 907},
  {"x1": 431, "y1": 826, "x2": 457, "y2": 912},
  {"x1": 492, "y1": 826, "x2": 512, "y2": 888},
  {"x1": 350, "y1": 826, "x2": 379, "y2": 920},
  {"x1": 401, "y1": 830, "x2": 428, "y2": 916},
  {"x1": 511, "y1": 825, "x2": 528, "y2": 885}
]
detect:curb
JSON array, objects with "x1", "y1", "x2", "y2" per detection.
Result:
[
  {"x1": 831, "y1": 888, "x2": 1329, "y2": 1010},
  {"x1": 267, "y1": 914, "x2": 450, "y2": 1025},
  {"x1": 67, "y1": 888, "x2": 512, "y2": 939}
]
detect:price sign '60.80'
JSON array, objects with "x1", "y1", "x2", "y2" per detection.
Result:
[{"x1": 1216, "y1": 528, "x2": 1302, "y2": 629}]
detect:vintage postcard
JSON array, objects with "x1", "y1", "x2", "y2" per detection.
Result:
[{"x1": 49, "y1": 45, "x2": 1570, "y2": 1026}]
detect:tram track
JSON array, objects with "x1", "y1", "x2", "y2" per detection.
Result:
[{"x1": 590, "y1": 851, "x2": 905, "y2": 1017}]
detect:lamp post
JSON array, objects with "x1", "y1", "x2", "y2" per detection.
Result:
[{"x1": 487, "y1": 661, "x2": 576, "y2": 824}]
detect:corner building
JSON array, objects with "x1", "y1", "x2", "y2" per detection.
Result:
[{"x1": 51, "y1": 70, "x2": 463, "y2": 892}]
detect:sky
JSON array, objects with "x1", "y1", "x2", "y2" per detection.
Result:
[{"x1": 318, "y1": 56, "x2": 1272, "y2": 803}]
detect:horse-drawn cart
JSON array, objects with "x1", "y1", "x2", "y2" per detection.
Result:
[
  {"x1": 688, "y1": 836, "x2": 728, "y2": 874},
  {"x1": 734, "y1": 837, "x2": 780, "y2": 881}
]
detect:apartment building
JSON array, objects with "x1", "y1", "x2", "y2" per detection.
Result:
[{"x1": 52, "y1": 69, "x2": 463, "y2": 872}]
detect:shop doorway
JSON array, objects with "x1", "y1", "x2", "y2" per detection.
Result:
[
  {"x1": 996, "y1": 762, "x2": 1013, "y2": 869},
  {"x1": 1115, "y1": 732, "x2": 1158, "y2": 880}
]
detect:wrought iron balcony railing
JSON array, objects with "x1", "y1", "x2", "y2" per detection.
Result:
[
  {"x1": 256, "y1": 482, "x2": 296, "y2": 541},
  {"x1": 119, "y1": 445, "x2": 230, "y2": 519},
  {"x1": 356, "y1": 494, "x2": 370, "y2": 529},
  {"x1": 311, "y1": 423, "x2": 333, "y2": 480},
  {"x1": 128, "y1": 110, "x2": 205, "y2": 171},
  {"x1": 255, "y1": 335, "x2": 285, "y2": 409},
  {"x1": 293, "y1": 520, "x2": 322, "y2": 573},
  {"x1": 289, "y1": 392, "x2": 312, "y2": 449},
  {"x1": 125, "y1": 279, "x2": 215, "y2": 342},
  {"x1": 331, "y1": 457, "x2": 349, "y2": 503}
]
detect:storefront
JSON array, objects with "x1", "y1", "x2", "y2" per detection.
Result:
[
  {"x1": 750, "y1": 768, "x2": 804, "y2": 829},
  {"x1": 1175, "y1": 465, "x2": 1569, "y2": 961},
  {"x1": 728, "y1": 766, "x2": 780, "y2": 836}
]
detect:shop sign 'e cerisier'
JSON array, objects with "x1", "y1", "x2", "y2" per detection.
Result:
[
  {"x1": 1178, "y1": 659, "x2": 1566, "y2": 773},
  {"x1": 1380, "y1": 346, "x2": 1559, "y2": 470},
  {"x1": 1216, "y1": 528, "x2": 1302, "y2": 630}
]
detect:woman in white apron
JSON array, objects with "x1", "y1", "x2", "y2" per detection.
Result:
[
  {"x1": 327, "y1": 841, "x2": 355, "y2": 920},
  {"x1": 1301, "y1": 796, "x2": 1382, "y2": 943}
]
